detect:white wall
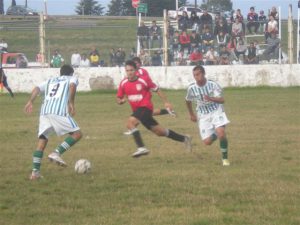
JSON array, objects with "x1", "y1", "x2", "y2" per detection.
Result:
[{"x1": 4, "y1": 64, "x2": 300, "y2": 93}]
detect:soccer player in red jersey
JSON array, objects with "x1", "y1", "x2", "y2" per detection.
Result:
[{"x1": 117, "y1": 60, "x2": 192, "y2": 157}]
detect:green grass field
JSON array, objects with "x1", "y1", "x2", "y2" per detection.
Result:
[{"x1": 0, "y1": 87, "x2": 299, "y2": 225}]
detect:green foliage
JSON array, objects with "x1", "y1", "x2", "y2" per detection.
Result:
[
  {"x1": 75, "y1": 0, "x2": 105, "y2": 16},
  {"x1": 107, "y1": 0, "x2": 124, "y2": 16},
  {"x1": 179, "y1": 0, "x2": 189, "y2": 7},
  {"x1": 204, "y1": 0, "x2": 233, "y2": 11}
]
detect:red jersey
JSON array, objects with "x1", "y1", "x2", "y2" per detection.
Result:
[{"x1": 117, "y1": 76, "x2": 158, "y2": 112}]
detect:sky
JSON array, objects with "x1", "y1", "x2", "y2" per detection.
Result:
[{"x1": 3, "y1": 0, "x2": 298, "y2": 18}]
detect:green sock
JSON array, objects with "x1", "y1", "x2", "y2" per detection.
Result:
[
  {"x1": 220, "y1": 138, "x2": 228, "y2": 159},
  {"x1": 55, "y1": 136, "x2": 77, "y2": 155},
  {"x1": 33, "y1": 150, "x2": 44, "y2": 171},
  {"x1": 210, "y1": 133, "x2": 218, "y2": 143}
]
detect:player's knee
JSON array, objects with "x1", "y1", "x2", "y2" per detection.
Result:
[
  {"x1": 217, "y1": 132, "x2": 226, "y2": 140},
  {"x1": 203, "y1": 138, "x2": 213, "y2": 145},
  {"x1": 72, "y1": 130, "x2": 82, "y2": 141}
]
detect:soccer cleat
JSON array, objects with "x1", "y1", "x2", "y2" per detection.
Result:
[
  {"x1": 222, "y1": 159, "x2": 230, "y2": 166},
  {"x1": 48, "y1": 152, "x2": 67, "y2": 167},
  {"x1": 30, "y1": 170, "x2": 42, "y2": 180},
  {"x1": 166, "y1": 108, "x2": 177, "y2": 117},
  {"x1": 132, "y1": 147, "x2": 150, "y2": 158},
  {"x1": 123, "y1": 130, "x2": 132, "y2": 135},
  {"x1": 184, "y1": 135, "x2": 192, "y2": 152}
]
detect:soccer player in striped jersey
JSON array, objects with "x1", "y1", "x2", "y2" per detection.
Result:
[
  {"x1": 185, "y1": 65, "x2": 230, "y2": 166},
  {"x1": 24, "y1": 65, "x2": 82, "y2": 180},
  {"x1": 117, "y1": 60, "x2": 191, "y2": 157}
]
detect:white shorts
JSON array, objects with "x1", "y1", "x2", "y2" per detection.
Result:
[
  {"x1": 197, "y1": 107, "x2": 230, "y2": 140},
  {"x1": 38, "y1": 114, "x2": 80, "y2": 138}
]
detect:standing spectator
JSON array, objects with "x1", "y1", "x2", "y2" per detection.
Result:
[
  {"x1": 201, "y1": 27, "x2": 214, "y2": 53},
  {"x1": 80, "y1": 54, "x2": 90, "y2": 67},
  {"x1": 246, "y1": 7, "x2": 259, "y2": 34},
  {"x1": 231, "y1": 18, "x2": 244, "y2": 38},
  {"x1": 205, "y1": 47, "x2": 218, "y2": 65},
  {"x1": 16, "y1": 54, "x2": 28, "y2": 68},
  {"x1": 0, "y1": 67, "x2": 14, "y2": 98},
  {"x1": 151, "y1": 51, "x2": 162, "y2": 66},
  {"x1": 71, "y1": 50, "x2": 81, "y2": 68},
  {"x1": 137, "y1": 21, "x2": 149, "y2": 49},
  {"x1": 179, "y1": 30, "x2": 191, "y2": 54},
  {"x1": 258, "y1": 10, "x2": 267, "y2": 33},
  {"x1": 178, "y1": 11, "x2": 190, "y2": 31},
  {"x1": 115, "y1": 48, "x2": 125, "y2": 67},
  {"x1": 244, "y1": 42, "x2": 258, "y2": 64},
  {"x1": 149, "y1": 20, "x2": 162, "y2": 49},
  {"x1": 167, "y1": 20, "x2": 175, "y2": 40},
  {"x1": 190, "y1": 11, "x2": 200, "y2": 31},
  {"x1": 189, "y1": 48, "x2": 204, "y2": 65},
  {"x1": 138, "y1": 49, "x2": 151, "y2": 66},
  {"x1": 109, "y1": 48, "x2": 116, "y2": 66},
  {"x1": 218, "y1": 45, "x2": 231, "y2": 65},
  {"x1": 170, "y1": 30, "x2": 180, "y2": 55},
  {"x1": 51, "y1": 50, "x2": 64, "y2": 68},
  {"x1": 264, "y1": 32, "x2": 280, "y2": 61},
  {"x1": 90, "y1": 51, "x2": 100, "y2": 67},
  {"x1": 190, "y1": 30, "x2": 201, "y2": 53},
  {"x1": 199, "y1": 9, "x2": 213, "y2": 33},
  {"x1": 0, "y1": 39, "x2": 8, "y2": 52}
]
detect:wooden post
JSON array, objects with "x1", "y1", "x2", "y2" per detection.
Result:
[
  {"x1": 39, "y1": 12, "x2": 46, "y2": 65},
  {"x1": 163, "y1": 9, "x2": 168, "y2": 66},
  {"x1": 288, "y1": 4, "x2": 293, "y2": 64},
  {"x1": 298, "y1": 8, "x2": 300, "y2": 64}
]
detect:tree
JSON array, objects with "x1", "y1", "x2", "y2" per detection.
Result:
[
  {"x1": 75, "y1": 0, "x2": 105, "y2": 15},
  {"x1": 0, "y1": 0, "x2": 4, "y2": 14},
  {"x1": 107, "y1": 0, "x2": 124, "y2": 16},
  {"x1": 12, "y1": 0, "x2": 16, "y2": 6},
  {"x1": 204, "y1": 0, "x2": 232, "y2": 12},
  {"x1": 179, "y1": 0, "x2": 189, "y2": 7}
]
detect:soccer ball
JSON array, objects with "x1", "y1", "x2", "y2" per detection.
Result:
[{"x1": 74, "y1": 159, "x2": 91, "y2": 174}]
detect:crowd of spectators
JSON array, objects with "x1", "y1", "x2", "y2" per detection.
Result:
[{"x1": 137, "y1": 6, "x2": 282, "y2": 66}]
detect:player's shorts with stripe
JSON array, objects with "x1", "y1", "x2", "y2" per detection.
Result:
[
  {"x1": 197, "y1": 106, "x2": 230, "y2": 140},
  {"x1": 131, "y1": 107, "x2": 158, "y2": 130},
  {"x1": 38, "y1": 114, "x2": 80, "y2": 138}
]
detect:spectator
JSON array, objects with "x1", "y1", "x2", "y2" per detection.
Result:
[
  {"x1": 137, "y1": 21, "x2": 149, "y2": 49},
  {"x1": 115, "y1": 48, "x2": 126, "y2": 66},
  {"x1": 190, "y1": 11, "x2": 200, "y2": 31},
  {"x1": 231, "y1": 9, "x2": 245, "y2": 34},
  {"x1": 179, "y1": 30, "x2": 191, "y2": 54},
  {"x1": 167, "y1": 20, "x2": 175, "y2": 40},
  {"x1": 16, "y1": 54, "x2": 28, "y2": 68},
  {"x1": 218, "y1": 45, "x2": 231, "y2": 65},
  {"x1": 190, "y1": 30, "x2": 201, "y2": 53},
  {"x1": 258, "y1": 10, "x2": 267, "y2": 33},
  {"x1": 199, "y1": 9, "x2": 213, "y2": 33},
  {"x1": 129, "y1": 47, "x2": 137, "y2": 59},
  {"x1": 201, "y1": 27, "x2": 214, "y2": 53},
  {"x1": 71, "y1": 50, "x2": 81, "y2": 68},
  {"x1": 109, "y1": 48, "x2": 116, "y2": 66},
  {"x1": 178, "y1": 11, "x2": 190, "y2": 31},
  {"x1": 266, "y1": 15, "x2": 278, "y2": 40},
  {"x1": 151, "y1": 51, "x2": 162, "y2": 66},
  {"x1": 80, "y1": 54, "x2": 90, "y2": 67},
  {"x1": 36, "y1": 52, "x2": 44, "y2": 63},
  {"x1": 205, "y1": 47, "x2": 218, "y2": 65},
  {"x1": 89, "y1": 47, "x2": 100, "y2": 57},
  {"x1": 170, "y1": 30, "x2": 180, "y2": 58},
  {"x1": 227, "y1": 36, "x2": 238, "y2": 61},
  {"x1": 214, "y1": 19, "x2": 228, "y2": 36},
  {"x1": 215, "y1": 12, "x2": 228, "y2": 27},
  {"x1": 0, "y1": 39, "x2": 8, "y2": 52},
  {"x1": 50, "y1": 50, "x2": 64, "y2": 68},
  {"x1": 138, "y1": 49, "x2": 151, "y2": 66},
  {"x1": 235, "y1": 38, "x2": 247, "y2": 59},
  {"x1": 269, "y1": 6, "x2": 279, "y2": 21},
  {"x1": 231, "y1": 18, "x2": 244, "y2": 38},
  {"x1": 90, "y1": 51, "x2": 100, "y2": 67},
  {"x1": 247, "y1": 7, "x2": 259, "y2": 34},
  {"x1": 189, "y1": 48, "x2": 204, "y2": 66},
  {"x1": 216, "y1": 31, "x2": 229, "y2": 47},
  {"x1": 149, "y1": 20, "x2": 162, "y2": 49},
  {"x1": 264, "y1": 32, "x2": 280, "y2": 61},
  {"x1": 244, "y1": 42, "x2": 258, "y2": 64}
]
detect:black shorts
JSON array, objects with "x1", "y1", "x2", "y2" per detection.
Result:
[{"x1": 132, "y1": 107, "x2": 158, "y2": 130}]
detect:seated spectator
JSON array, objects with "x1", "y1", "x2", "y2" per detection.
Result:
[
  {"x1": 170, "y1": 30, "x2": 181, "y2": 54},
  {"x1": 205, "y1": 47, "x2": 218, "y2": 65},
  {"x1": 189, "y1": 48, "x2": 204, "y2": 65},
  {"x1": 190, "y1": 30, "x2": 201, "y2": 53},
  {"x1": 114, "y1": 48, "x2": 126, "y2": 66},
  {"x1": 218, "y1": 45, "x2": 231, "y2": 65},
  {"x1": 80, "y1": 54, "x2": 90, "y2": 67},
  {"x1": 90, "y1": 51, "x2": 100, "y2": 67},
  {"x1": 109, "y1": 48, "x2": 116, "y2": 66},
  {"x1": 149, "y1": 20, "x2": 162, "y2": 48},
  {"x1": 199, "y1": 9, "x2": 213, "y2": 33},
  {"x1": 201, "y1": 27, "x2": 214, "y2": 53},
  {"x1": 244, "y1": 42, "x2": 258, "y2": 64},
  {"x1": 176, "y1": 50, "x2": 187, "y2": 66},
  {"x1": 89, "y1": 47, "x2": 100, "y2": 57},
  {"x1": 269, "y1": 6, "x2": 279, "y2": 21},
  {"x1": 178, "y1": 11, "x2": 190, "y2": 31},
  {"x1": 71, "y1": 50, "x2": 81, "y2": 68},
  {"x1": 151, "y1": 51, "x2": 162, "y2": 66},
  {"x1": 214, "y1": 20, "x2": 228, "y2": 36},
  {"x1": 264, "y1": 32, "x2": 280, "y2": 61},
  {"x1": 265, "y1": 15, "x2": 278, "y2": 40},
  {"x1": 139, "y1": 49, "x2": 151, "y2": 66},
  {"x1": 230, "y1": 9, "x2": 245, "y2": 33},
  {"x1": 129, "y1": 47, "x2": 137, "y2": 59},
  {"x1": 190, "y1": 11, "x2": 200, "y2": 31},
  {"x1": 167, "y1": 20, "x2": 175, "y2": 40},
  {"x1": 231, "y1": 18, "x2": 244, "y2": 38},
  {"x1": 0, "y1": 39, "x2": 8, "y2": 52},
  {"x1": 137, "y1": 21, "x2": 149, "y2": 49},
  {"x1": 179, "y1": 30, "x2": 191, "y2": 54},
  {"x1": 227, "y1": 36, "x2": 238, "y2": 60},
  {"x1": 50, "y1": 50, "x2": 64, "y2": 68},
  {"x1": 16, "y1": 54, "x2": 28, "y2": 68},
  {"x1": 215, "y1": 12, "x2": 228, "y2": 28},
  {"x1": 216, "y1": 31, "x2": 230, "y2": 47},
  {"x1": 235, "y1": 38, "x2": 247, "y2": 59},
  {"x1": 246, "y1": 7, "x2": 259, "y2": 34},
  {"x1": 258, "y1": 10, "x2": 267, "y2": 33},
  {"x1": 36, "y1": 52, "x2": 44, "y2": 63}
]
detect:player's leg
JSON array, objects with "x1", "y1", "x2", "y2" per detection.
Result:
[
  {"x1": 3, "y1": 78, "x2": 14, "y2": 98},
  {"x1": 152, "y1": 108, "x2": 176, "y2": 117},
  {"x1": 30, "y1": 136, "x2": 48, "y2": 180},
  {"x1": 215, "y1": 126, "x2": 230, "y2": 166}
]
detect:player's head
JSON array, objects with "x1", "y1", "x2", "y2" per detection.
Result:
[
  {"x1": 60, "y1": 65, "x2": 74, "y2": 76},
  {"x1": 125, "y1": 60, "x2": 137, "y2": 80},
  {"x1": 132, "y1": 57, "x2": 141, "y2": 68},
  {"x1": 193, "y1": 65, "x2": 206, "y2": 84}
]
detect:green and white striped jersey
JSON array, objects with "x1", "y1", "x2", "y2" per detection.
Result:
[
  {"x1": 39, "y1": 76, "x2": 78, "y2": 116},
  {"x1": 186, "y1": 80, "x2": 223, "y2": 114}
]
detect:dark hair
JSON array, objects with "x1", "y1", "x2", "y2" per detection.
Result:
[
  {"x1": 132, "y1": 57, "x2": 141, "y2": 64},
  {"x1": 250, "y1": 6, "x2": 254, "y2": 10},
  {"x1": 60, "y1": 65, "x2": 74, "y2": 76},
  {"x1": 193, "y1": 65, "x2": 205, "y2": 74},
  {"x1": 125, "y1": 60, "x2": 137, "y2": 69}
]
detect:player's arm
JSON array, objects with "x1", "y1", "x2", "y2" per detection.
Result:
[
  {"x1": 24, "y1": 86, "x2": 40, "y2": 114},
  {"x1": 116, "y1": 85, "x2": 126, "y2": 105},
  {"x1": 68, "y1": 83, "x2": 77, "y2": 116},
  {"x1": 117, "y1": 97, "x2": 126, "y2": 105},
  {"x1": 185, "y1": 100, "x2": 197, "y2": 122}
]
